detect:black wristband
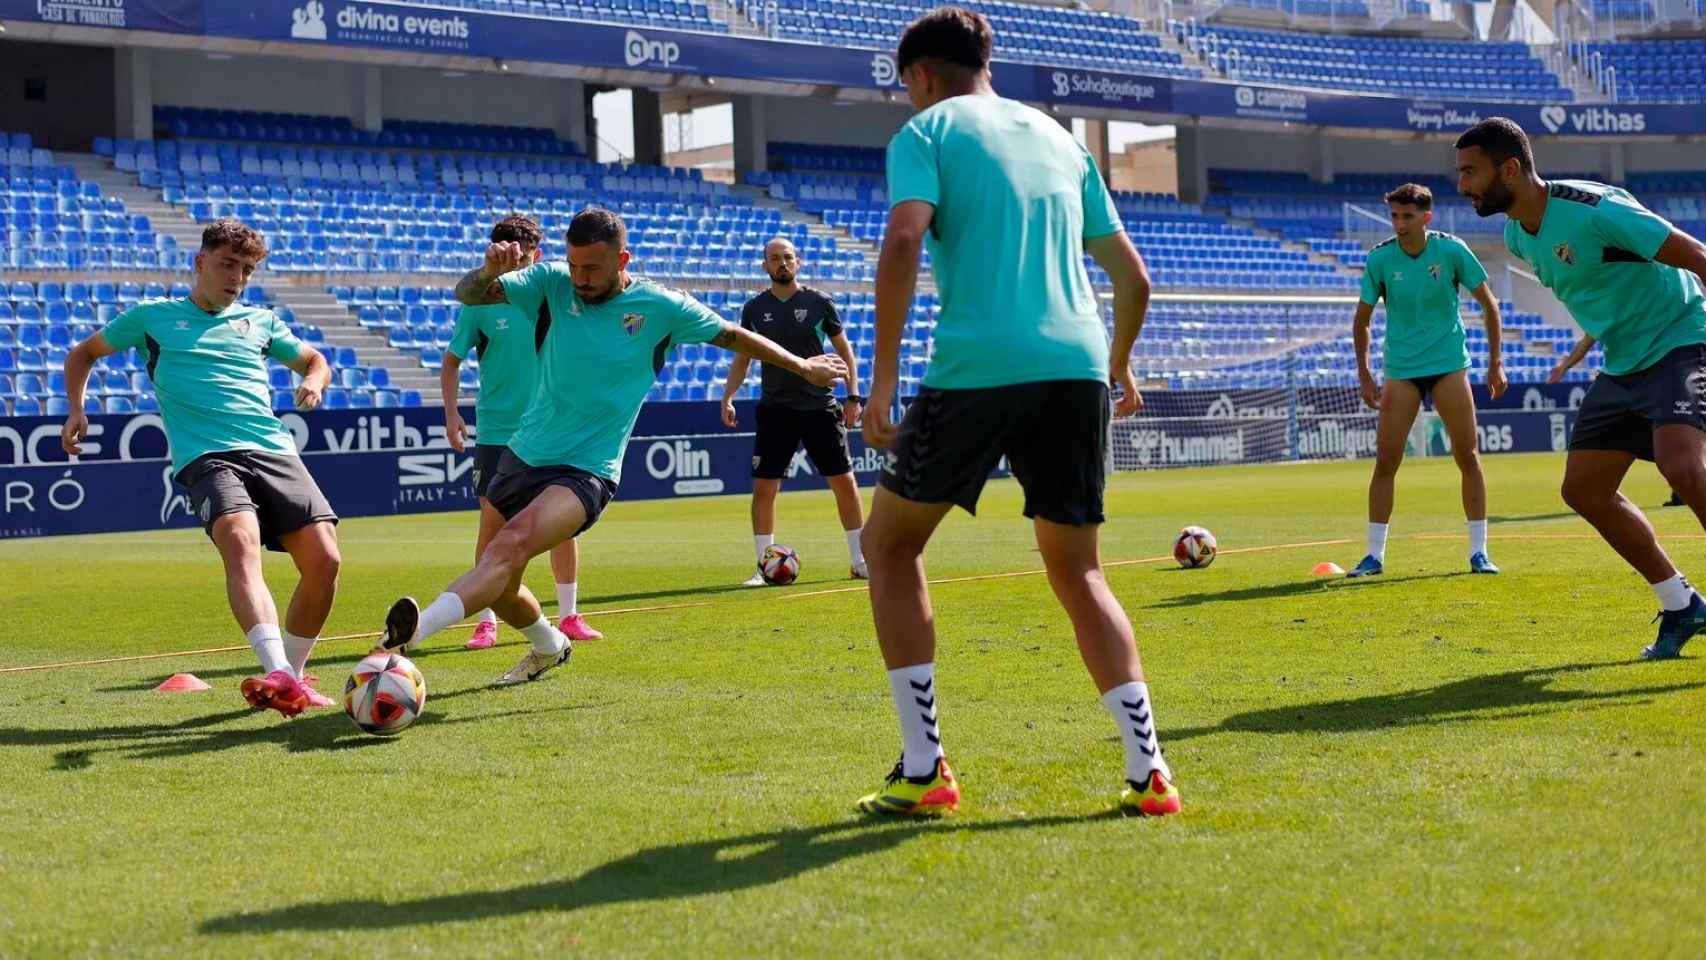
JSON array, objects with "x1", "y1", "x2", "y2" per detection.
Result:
[{"x1": 847, "y1": 395, "x2": 865, "y2": 404}]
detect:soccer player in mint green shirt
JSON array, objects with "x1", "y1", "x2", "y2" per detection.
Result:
[
  {"x1": 59, "y1": 219, "x2": 339, "y2": 715},
  {"x1": 855, "y1": 8, "x2": 1179, "y2": 819},
  {"x1": 379, "y1": 207, "x2": 846, "y2": 686},
  {"x1": 1457, "y1": 117, "x2": 1706, "y2": 659},
  {"x1": 1347, "y1": 182, "x2": 1507, "y2": 580},
  {"x1": 440, "y1": 215, "x2": 599, "y2": 649}
]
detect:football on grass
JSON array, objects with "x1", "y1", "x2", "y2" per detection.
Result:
[
  {"x1": 1173, "y1": 526, "x2": 1218, "y2": 569},
  {"x1": 344, "y1": 652, "x2": 427, "y2": 736}
]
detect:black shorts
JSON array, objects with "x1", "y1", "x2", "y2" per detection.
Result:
[
  {"x1": 1399, "y1": 368, "x2": 1465, "y2": 400},
  {"x1": 472, "y1": 443, "x2": 508, "y2": 499},
  {"x1": 484, "y1": 449, "x2": 618, "y2": 536},
  {"x1": 176, "y1": 450, "x2": 338, "y2": 552},
  {"x1": 753, "y1": 401, "x2": 853, "y2": 479},
  {"x1": 1570, "y1": 343, "x2": 1706, "y2": 461},
  {"x1": 878, "y1": 379, "x2": 1110, "y2": 526}
]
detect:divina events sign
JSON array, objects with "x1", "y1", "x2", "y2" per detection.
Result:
[{"x1": 2, "y1": 0, "x2": 1701, "y2": 136}]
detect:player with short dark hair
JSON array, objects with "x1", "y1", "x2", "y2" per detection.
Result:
[
  {"x1": 60, "y1": 219, "x2": 341, "y2": 715},
  {"x1": 721, "y1": 237, "x2": 867, "y2": 584},
  {"x1": 855, "y1": 6, "x2": 1178, "y2": 816},
  {"x1": 442, "y1": 215, "x2": 601, "y2": 649},
  {"x1": 1347, "y1": 182, "x2": 1508, "y2": 578},
  {"x1": 1456, "y1": 117, "x2": 1706, "y2": 658},
  {"x1": 379, "y1": 208, "x2": 847, "y2": 683}
]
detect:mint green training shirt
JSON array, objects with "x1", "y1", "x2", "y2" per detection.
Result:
[
  {"x1": 446, "y1": 302, "x2": 541, "y2": 447},
  {"x1": 1505, "y1": 180, "x2": 1706, "y2": 376},
  {"x1": 886, "y1": 94, "x2": 1121, "y2": 390},
  {"x1": 100, "y1": 298, "x2": 305, "y2": 475},
  {"x1": 498, "y1": 265, "x2": 724, "y2": 482},
  {"x1": 1358, "y1": 230, "x2": 1487, "y2": 380}
]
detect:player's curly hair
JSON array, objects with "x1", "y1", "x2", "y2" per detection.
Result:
[
  {"x1": 491, "y1": 214, "x2": 544, "y2": 248},
  {"x1": 1383, "y1": 183, "x2": 1433, "y2": 211},
  {"x1": 199, "y1": 218, "x2": 267, "y2": 259},
  {"x1": 567, "y1": 207, "x2": 627, "y2": 250},
  {"x1": 897, "y1": 6, "x2": 993, "y2": 75}
]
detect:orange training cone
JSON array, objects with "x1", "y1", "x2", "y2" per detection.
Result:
[
  {"x1": 1310, "y1": 562, "x2": 1345, "y2": 576},
  {"x1": 154, "y1": 673, "x2": 211, "y2": 693}
]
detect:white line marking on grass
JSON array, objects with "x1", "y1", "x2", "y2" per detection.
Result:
[
  {"x1": 779, "y1": 537, "x2": 1358, "y2": 601},
  {"x1": 0, "y1": 600, "x2": 712, "y2": 675}
]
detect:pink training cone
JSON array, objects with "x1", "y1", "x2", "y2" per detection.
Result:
[
  {"x1": 1310, "y1": 562, "x2": 1346, "y2": 576},
  {"x1": 154, "y1": 673, "x2": 211, "y2": 693}
]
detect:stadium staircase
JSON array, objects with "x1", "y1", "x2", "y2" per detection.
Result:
[
  {"x1": 64, "y1": 150, "x2": 443, "y2": 398},
  {"x1": 62, "y1": 153, "x2": 205, "y2": 253},
  {"x1": 1535, "y1": 43, "x2": 1610, "y2": 102},
  {"x1": 264, "y1": 283, "x2": 442, "y2": 396},
  {"x1": 733, "y1": 183, "x2": 889, "y2": 281},
  {"x1": 705, "y1": 0, "x2": 771, "y2": 37}
]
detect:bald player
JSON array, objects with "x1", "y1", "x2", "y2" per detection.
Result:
[{"x1": 721, "y1": 237, "x2": 868, "y2": 584}]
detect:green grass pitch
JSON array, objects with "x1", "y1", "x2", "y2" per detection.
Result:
[{"x1": 1, "y1": 451, "x2": 1703, "y2": 957}]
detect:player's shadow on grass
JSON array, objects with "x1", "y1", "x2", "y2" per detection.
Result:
[
  {"x1": 200, "y1": 812, "x2": 1119, "y2": 934},
  {"x1": 0, "y1": 693, "x2": 599, "y2": 768},
  {"x1": 580, "y1": 582, "x2": 757, "y2": 606},
  {"x1": 1489, "y1": 511, "x2": 1579, "y2": 524},
  {"x1": 1164, "y1": 660, "x2": 1702, "y2": 741},
  {"x1": 1146, "y1": 571, "x2": 1467, "y2": 608}
]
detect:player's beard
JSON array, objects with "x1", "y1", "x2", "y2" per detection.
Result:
[
  {"x1": 769, "y1": 269, "x2": 794, "y2": 285},
  {"x1": 1470, "y1": 178, "x2": 1515, "y2": 217},
  {"x1": 577, "y1": 278, "x2": 620, "y2": 304}
]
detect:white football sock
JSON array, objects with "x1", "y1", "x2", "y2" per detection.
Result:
[
  {"x1": 477, "y1": 608, "x2": 497, "y2": 624},
  {"x1": 1653, "y1": 572, "x2": 1695, "y2": 612},
  {"x1": 1102, "y1": 681, "x2": 1172, "y2": 783},
  {"x1": 556, "y1": 581, "x2": 578, "y2": 616},
  {"x1": 1467, "y1": 519, "x2": 1489, "y2": 557},
  {"x1": 520, "y1": 616, "x2": 567, "y2": 656},
  {"x1": 416, "y1": 592, "x2": 466, "y2": 643},
  {"x1": 246, "y1": 623, "x2": 290, "y2": 676},
  {"x1": 846, "y1": 527, "x2": 864, "y2": 567},
  {"x1": 754, "y1": 533, "x2": 774, "y2": 566},
  {"x1": 1367, "y1": 522, "x2": 1389, "y2": 562},
  {"x1": 282, "y1": 630, "x2": 317, "y2": 678},
  {"x1": 886, "y1": 663, "x2": 944, "y2": 777}
]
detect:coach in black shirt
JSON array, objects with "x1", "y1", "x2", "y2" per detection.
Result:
[{"x1": 722, "y1": 237, "x2": 867, "y2": 585}]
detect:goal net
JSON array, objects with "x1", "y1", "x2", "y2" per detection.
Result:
[{"x1": 1111, "y1": 293, "x2": 1435, "y2": 471}]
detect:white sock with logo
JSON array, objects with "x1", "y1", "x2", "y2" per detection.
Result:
[
  {"x1": 520, "y1": 616, "x2": 567, "y2": 656},
  {"x1": 754, "y1": 533, "x2": 774, "y2": 566},
  {"x1": 283, "y1": 630, "x2": 317, "y2": 678},
  {"x1": 846, "y1": 527, "x2": 864, "y2": 567},
  {"x1": 477, "y1": 608, "x2": 497, "y2": 625},
  {"x1": 1102, "y1": 681, "x2": 1172, "y2": 783},
  {"x1": 556, "y1": 581, "x2": 578, "y2": 616},
  {"x1": 1653, "y1": 572, "x2": 1695, "y2": 612},
  {"x1": 1367, "y1": 522, "x2": 1389, "y2": 562},
  {"x1": 886, "y1": 663, "x2": 944, "y2": 778},
  {"x1": 415, "y1": 592, "x2": 466, "y2": 644},
  {"x1": 1468, "y1": 519, "x2": 1489, "y2": 557},
  {"x1": 246, "y1": 623, "x2": 290, "y2": 676}
]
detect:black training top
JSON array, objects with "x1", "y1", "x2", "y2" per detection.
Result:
[{"x1": 739, "y1": 286, "x2": 843, "y2": 410}]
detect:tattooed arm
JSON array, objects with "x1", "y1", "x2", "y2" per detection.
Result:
[
  {"x1": 454, "y1": 241, "x2": 527, "y2": 306},
  {"x1": 709, "y1": 321, "x2": 846, "y2": 387}
]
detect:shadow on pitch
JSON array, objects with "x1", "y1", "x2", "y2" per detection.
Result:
[
  {"x1": 93, "y1": 636, "x2": 556, "y2": 694},
  {"x1": 1488, "y1": 510, "x2": 1579, "y2": 524},
  {"x1": 1164, "y1": 660, "x2": 1701, "y2": 741},
  {"x1": 1, "y1": 687, "x2": 599, "y2": 768},
  {"x1": 200, "y1": 812, "x2": 1119, "y2": 934},
  {"x1": 1145, "y1": 571, "x2": 1467, "y2": 608}
]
